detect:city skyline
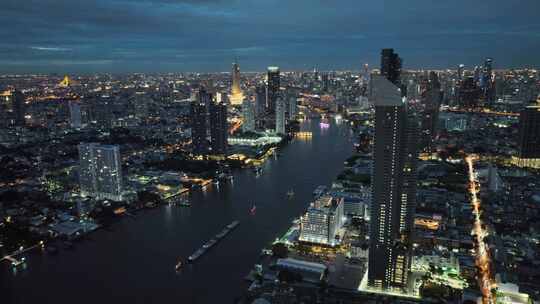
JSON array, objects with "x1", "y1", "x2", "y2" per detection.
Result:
[
  {"x1": 1, "y1": 1, "x2": 540, "y2": 303},
  {"x1": 1, "y1": 0, "x2": 540, "y2": 73}
]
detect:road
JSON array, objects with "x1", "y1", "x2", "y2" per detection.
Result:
[{"x1": 466, "y1": 155, "x2": 495, "y2": 304}]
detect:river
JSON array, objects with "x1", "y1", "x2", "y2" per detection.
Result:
[{"x1": 2, "y1": 118, "x2": 354, "y2": 304}]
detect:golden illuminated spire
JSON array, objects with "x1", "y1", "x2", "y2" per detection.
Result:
[
  {"x1": 59, "y1": 75, "x2": 71, "y2": 87},
  {"x1": 230, "y1": 61, "x2": 244, "y2": 105}
]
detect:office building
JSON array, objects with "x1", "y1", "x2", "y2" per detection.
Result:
[
  {"x1": 458, "y1": 76, "x2": 480, "y2": 108},
  {"x1": 299, "y1": 196, "x2": 344, "y2": 246},
  {"x1": 368, "y1": 49, "x2": 419, "y2": 291},
  {"x1": 242, "y1": 99, "x2": 256, "y2": 132},
  {"x1": 11, "y1": 90, "x2": 26, "y2": 127},
  {"x1": 267, "y1": 66, "x2": 280, "y2": 112},
  {"x1": 380, "y1": 49, "x2": 402, "y2": 87},
  {"x1": 69, "y1": 100, "x2": 83, "y2": 129},
  {"x1": 515, "y1": 102, "x2": 540, "y2": 168},
  {"x1": 191, "y1": 90, "x2": 210, "y2": 155},
  {"x1": 420, "y1": 72, "x2": 442, "y2": 153},
  {"x1": 321, "y1": 72, "x2": 330, "y2": 92},
  {"x1": 288, "y1": 96, "x2": 297, "y2": 120},
  {"x1": 229, "y1": 61, "x2": 244, "y2": 105},
  {"x1": 79, "y1": 143, "x2": 123, "y2": 201},
  {"x1": 275, "y1": 96, "x2": 286, "y2": 135},
  {"x1": 482, "y1": 57, "x2": 494, "y2": 102},
  {"x1": 209, "y1": 100, "x2": 228, "y2": 155},
  {"x1": 457, "y1": 64, "x2": 465, "y2": 81},
  {"x1": 255, "y1": 85, "x2": 266, "y2": 118}
]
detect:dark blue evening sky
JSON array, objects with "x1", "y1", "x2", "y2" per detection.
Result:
[{"x1": 1, "y1": 0, "x2": 539, "y2": 73}]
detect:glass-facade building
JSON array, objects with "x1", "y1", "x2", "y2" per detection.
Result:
[
  {"x1": 368, "y1": 49, "x2": 419, "y2": 292},
  {"x1": 79, "y1": 143, "x2": 123, "y2": 201}
]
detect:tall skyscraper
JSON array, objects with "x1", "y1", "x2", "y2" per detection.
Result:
[
  {"x1": 483, "y1": 57, "x2": 493, "y2": 80},
  {"x1": 363, "y1": 63, "x2": 370, "y2": 84},
  {"x1": 516, "y1": 101, "x2": 540, "y2": 168},
  {"x1": 275, "y1": 96, "x2": 286, "y2": 135},
  {"x1": 267, "y1": 66, "x2": 280, "y2": 112},
  {"x1": 420, "y1": 72, "x2": 442, "y2": 153},
  {"x1": 242, "y1": 99, "x2": 256, "y2": 133},
  {"x1": 69, "y1": 100, "x2": 82, "y2": 129},
  {"x1": 230, "y1": 61, "x2": 244, "y2": 105},
  {"x1": 380, "y1": 49, "x2": 402, "y2": 87},
  {"x1": 288, "y1": 96, "x2": 297, "y2": 120},
  {"x1": 209, "y1": 100, "x2": 228, "y2": 155},
  {"x1": 458, "y1": 76, "x2": 480, "y2": 108},
  {"x1": 79, "y1": 143, "x2": 123, "y2": 201},
  {"x1": 321, "y1": 72, "x2": 330, "y2": 92},
  {"x1": 482, "y1": 57, "x2": 494, "y2": 102},
  {"x1": 190, "y1": 89, "x2": 210, "y2": 155},
  {"x1": 368, "y1": 50, "x2": 419, "y2": 291},
  {"x1": 11, "y1": 90, "x2": 26, "y2": 127},
  {"x1": 255, "y1": 85, "x2": 266, "y2": 118},
  {"x1": 473, "y1": 65, "x2": 481, "y2": 83},
  {"x1": 457, "y1": 64, "x2": 465, "y2": 81}
]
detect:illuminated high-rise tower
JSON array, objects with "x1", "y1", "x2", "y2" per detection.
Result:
[
  {"x1": 482, "y1": 57, "x2": 494, "y2": 102},
  {"x1": 275, "y1": 96, "x2": 286, "y2": 135},
  {"x1": 380, "y1": 49, "x2": 401, "y2": 86},
  {"x1": 69, "y1": 100, "x2": 82, "y2": 129},
  {"x1": 368, "y1": 49, "x2": 419, "y2": 292},
  {"x1": 267, "y1": 66, "x2": 280, "y2": 112},
  {"x1": 229, "y1": 61, "x2": 244, "y2": 105},
  {"x1": 191, "y1": 89, "x2": 210, "y2": 155},
  {"x1": 457, "y1": 64, "x2": 465, "y2": 81},
  {"x1": 420, "y1": 72, "x2": 442, "y2": 153},
  {"x1": 242, "y1": 99, "x2": 256, "y2": 132},
  {"x1": 255, "y1": 85, "x2": 266, "y2": 118},
  {"x1": 516, "y1": 100, "x2": 540, "y2": 168},
  {"x1": 79, "y1": 143, "x2": 123, "y2": 201},
  {"x1": 11, "y1": 90, "x2": 26, "y2": 127},
  {"x1": 288, "y1": 96, "x2": 297, "y2": 120},
  {"x1": 209, "y1": 100, "x2": 228, "y2": 155}
]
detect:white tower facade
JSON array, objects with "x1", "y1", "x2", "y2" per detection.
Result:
[
  {"x1": 275, "y1": 97, "x2": 286, "y2": 135},
  {"x1": 242, "y1": 100, "x2": 256, "y2": 132}
]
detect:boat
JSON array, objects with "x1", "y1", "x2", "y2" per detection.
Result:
[
  {"x1": 287, "y1": 189, "x2": 294, "y2": 198},
  {"x1": 203, "y1": 239, "x2": 217, "y2": 249},
  {"x1": 179, "y1": 201, "x2": 191, "y2": 207},
  {"x1": 250, "y1": 205, "x2": 257, "y2": 215},
  {"x1": 227, "y1": 220, "x2": 240, "y2": 230},
  {"x1": 11, "y1": 257, "x2": 25, "y2": 268},
  {"x1": 215, "y1": 229, "x2": 229, "y2": 239},
  {"x1": 175, "y1": 260, "x2": 183, "y2": 270},
  {"x1": 187, "y1": 220, "x2": 240, "y2": 263},
  {"x1": 188, "y1": 248, "x2": 206, "y2": 262}
]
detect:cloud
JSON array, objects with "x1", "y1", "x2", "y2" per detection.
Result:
[
  {"x1": 30, "y1": 46, "x2": 72, "y2": 52},
  {"x1": 0, "y1": 0, "x2": 539, "y2": 72},
  {"x1": 0, "y1": 59, "x2": 114, "y2": 66}
]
